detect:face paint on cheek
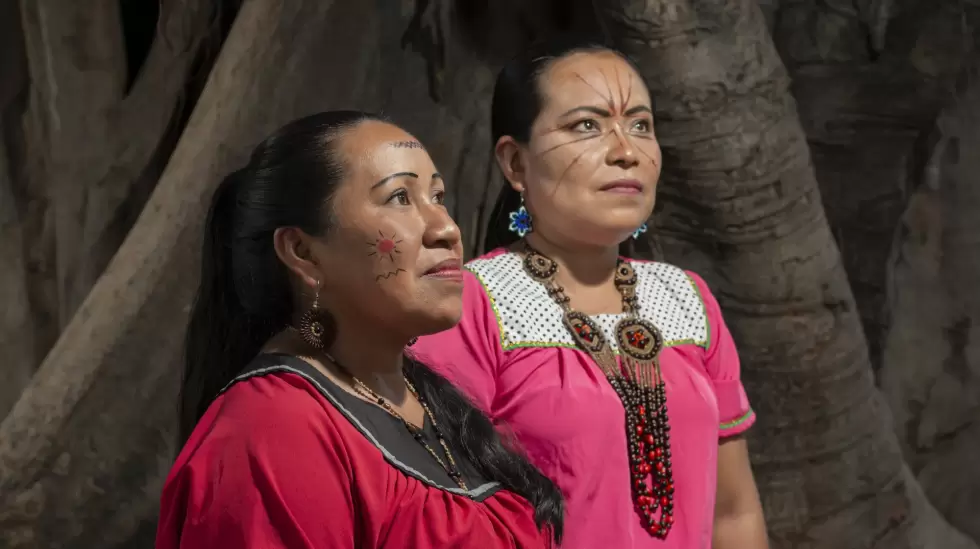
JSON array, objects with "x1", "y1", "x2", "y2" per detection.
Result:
[
  {"x1": 367, "y1": 230, "x2": 406, "y2": 282},
  {"x1": 375, "y1": 268, "x2": 406, "y2": 281}
]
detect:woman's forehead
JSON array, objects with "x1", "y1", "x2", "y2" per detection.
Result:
[
  {"x1": 539, "y1": 52, "x2": 649, "y2": 111},
  {"x1": 338, "y1": 122, "x2": 434, "y2": 181}
]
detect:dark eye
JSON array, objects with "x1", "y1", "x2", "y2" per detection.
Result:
[
  {"x1": 572, "y1": 119, "x2": 600, "y2": 132},
  {"x1": 387, "y1": 189, "x2": 410, "y2": 205},
  {"x1": 433, "y1": 190, "x2": 446, "y2": 205},
  {"x1": 634, "y1": 119, "x2": 653, "y2": 133}
]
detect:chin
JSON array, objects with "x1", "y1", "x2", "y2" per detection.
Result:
[
  {"x1": 408, "y1": 295, "x2": 463, "y2": 336},
  {"x1": 573, "y1": 207, "x2": 649, "y2": 241}
]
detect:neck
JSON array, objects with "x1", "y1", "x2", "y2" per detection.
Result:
[
  {"x1": 272, "y1": 314, "x2": 410, "y2": 399},
  {"x1": 327, "y1": 319, "x2": 408, "y2": 390},
  {"x1": 524, "y1": 232, "x2": 621, "y2": 288}
]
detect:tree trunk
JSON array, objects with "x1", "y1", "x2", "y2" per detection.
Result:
[
  {"x1": 12, "y1": 0, "x2": 219, "y2": 355},
  {"x1": 0, "y1": 0, "x2": 36, "y2": 420},
  {"x1": 880, "y1": 63, "x2": 980, "y2": 542},
  {"x1": 0, "y1": 1, "x2": 501, "y2": 546},
  {"x1": 770, "y1": 0, "x2": 979, "y2": 375},
  {"x1": 595, "y1": 0, "x2": 976, "y2": 547}
]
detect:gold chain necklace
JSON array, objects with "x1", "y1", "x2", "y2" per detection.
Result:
[
  {"x1": 346, "y1": 372, "x2": 468, "y2": 490},
  {"x1": 292, "y1": 343, "x2": 468, "y2": 490},
  {"x1": 521, "y1": 243, "x2": 675, "y2": 539}
]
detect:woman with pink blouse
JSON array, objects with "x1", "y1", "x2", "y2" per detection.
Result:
[{"x1": 411, "y1": 38, "x2": 769, "y2": 549}]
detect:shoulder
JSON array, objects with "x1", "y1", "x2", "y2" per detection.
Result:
[
  {"x1": 177, "y1": 372, "x2": 348, "y2": 475},
  {"x1": 627, "y1": 258, "x2": 711, "y2": 349},
  {"x1": 159, "y1": 371, "x2": 360, "y2": 548}
]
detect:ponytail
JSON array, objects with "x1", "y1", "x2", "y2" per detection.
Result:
[
  {"x1": 177, "y1": 110, "x2": 383, "y2": 447},
  {"x1": 485, "y1": 37, "x2": 647, "y2": 258},
  {"x1": 179, "y1": 170, "x2": 264, "y2": 445}
]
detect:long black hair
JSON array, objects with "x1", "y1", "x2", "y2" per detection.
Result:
[
  {"x1": 406, "y1": 360, "x2": 564, "y2": 541},
  {"x1": 181, "y1": 110, "x2": 380, "y2": 445},
  {"x1": 182, "y1": 110, "x2": 564, "y2": 541},
  {"x1": 484, "y1": 35, "x2": 646, "y2": 257}
]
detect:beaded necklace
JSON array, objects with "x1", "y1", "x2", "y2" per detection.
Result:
[
  {"x1": 298, "y1": 348, "x2": 468, "y2": 490},
  {"x1": 521, "y1": 243, "x2": 675, "y2": 539}
]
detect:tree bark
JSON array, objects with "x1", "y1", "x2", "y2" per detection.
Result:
[
  {"x1": 0, "y1": 0, "x2": 37, "y2": 419},
  {"x1": 770, "y1": 0, "x2": 979, "y2": 375},
  {"x1": 880, "y1": 63, "x2": 980, "y2": 542},
  {"x1": 595, "y1": 0, "x2": 976, "y2": 547},
  {"x1": 15, "y1": 0, "x2": 219, "y2": 339}
]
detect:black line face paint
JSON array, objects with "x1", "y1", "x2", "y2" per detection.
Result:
[
  {"x1": 375, "y1": 268, "x2": 406, "y2": 281},
  {"x1": 529, "y1": 62, "x2": 660, "y2": 189},
  {"x1": 391, "y1": 140, "x2": 423, "y2": 149},
  {"x1": 368, "y1": 231, "x2": 406, "y2": 282}
]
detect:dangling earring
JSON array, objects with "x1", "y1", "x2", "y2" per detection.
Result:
[
  {"x1": 632, "y1": 223, "x2": 648, "y2": 240},
  {"x1": 298, "y1": 280, "x2": 332, "y2": 349},
  {"x1": 508, "y1": 193, "x2": 533, "y2": 237}
]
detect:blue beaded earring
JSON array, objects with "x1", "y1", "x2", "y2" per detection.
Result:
[
  {"x1": 508, "y1": 193, "x2": 533, "y2": 237},
  {"x1": 632, "y1": 223, "x2": 648, "y2": 240}
]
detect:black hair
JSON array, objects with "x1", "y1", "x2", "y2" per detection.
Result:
[
  {"x1": 483, "y1": 35, "x2": 646, "y2": 256},
  {"x1": 406, "y1": 360, "x2": 564, "y2": 542},
  {"x1": 182, "y1": 110, "x2": 565, "y2": 542},
  {"x1": 181, "y1": 110, "x2": 385, "y2": 444}
]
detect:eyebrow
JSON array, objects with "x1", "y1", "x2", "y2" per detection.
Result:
[
  {"x1": 373, "y1": 171, "x2": 417, "y2": 189},
  {"x1": 558, "y1": 105, "x2": 653, "y2": 118},
  {"x1": 372, "y1": 171, "x2": 442, "y2": 189}
]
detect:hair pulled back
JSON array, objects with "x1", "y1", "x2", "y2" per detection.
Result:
[
  {"x1": 484, "y1": 35, "x2": 644, "y2": 256},
  {"x1": 181, "y1": 110, "x2": 384, "y2": 443},
  {"x1": 180, "y1": 111, "x2": 566, "y2": 542}
]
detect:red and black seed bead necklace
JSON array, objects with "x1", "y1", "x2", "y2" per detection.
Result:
[{"x1": 522, "y1": 243, "x2": 675, "y2": 539}]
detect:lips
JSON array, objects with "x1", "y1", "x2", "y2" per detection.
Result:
[
  {"x1": 423, "y1": 258, "x2": 463, "y2": 277},
  {"x1": 600, "y1": 179, "x2": 644, "y2": 193}
]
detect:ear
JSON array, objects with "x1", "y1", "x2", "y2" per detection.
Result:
[
  {"x1": 494, "y1": 135, "x2": 527, "y2": 194},
  {"x1": 273, "y1": 227, "x2": 321, "y2": 288}
]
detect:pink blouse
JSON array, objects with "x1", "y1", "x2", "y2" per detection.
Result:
[{"x1": 410, "y1": 249, "x2": 754, "y2": 549}]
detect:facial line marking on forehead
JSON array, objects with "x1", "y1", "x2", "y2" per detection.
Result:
[
  {"x1": 391, "y1": 140, "x2": 423, "y2": 149},
  {"x1": 624, "y1": 72, "x2": 634, "y2": 112},
  {"x1": 573, "y1": 72, "x2": 615, "y2": 111},
  {"x1": 600, "y1": 70, "x2": 617, "y2": 112},
  {"x1": 372, "y1": 171, "x2": 418, "y2": 189},
  {"x1": 614, "y1": 66, "x2": 625, "y2": 108}
]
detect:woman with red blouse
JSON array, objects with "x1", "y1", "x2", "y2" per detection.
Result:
[{"x1": 155, "y1": 111, "x2": 563, "y2": 549}]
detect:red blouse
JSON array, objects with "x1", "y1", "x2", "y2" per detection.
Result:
[{"x1": 155, "y1": 356, "x2": 553, "y2": 549}]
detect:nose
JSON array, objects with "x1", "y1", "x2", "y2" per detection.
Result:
[
  {"x1": 421, "y1": 202, "x2": 462, "y2": 251},
  {"x1": 606, "y1": 124, "x2": 639, "y2": 169}
]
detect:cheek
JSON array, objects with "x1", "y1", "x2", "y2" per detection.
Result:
[
  {"x1": 364, "y1": 230, "x2": 420, "y2": 281},
  {"x1": 532, "y1": 141, "x2": 603, "y2": 186}
]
